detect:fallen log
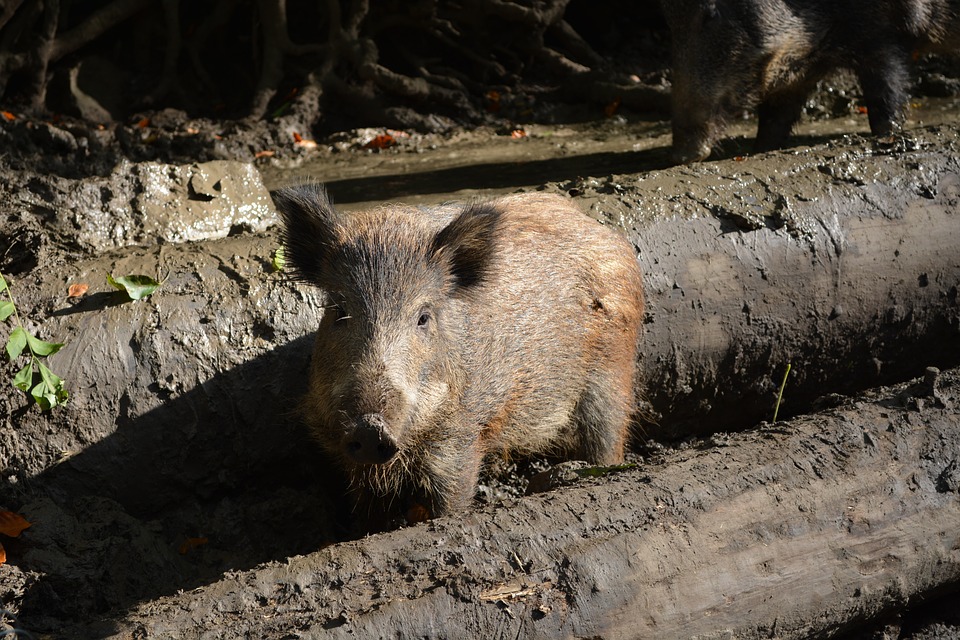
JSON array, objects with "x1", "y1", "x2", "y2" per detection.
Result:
[
  {"x1": 581, "y1": 128, "x2": 960, "y2": 437},
  {"x1": 71, "y1": 367, "x2": 960, "y2": 639}
]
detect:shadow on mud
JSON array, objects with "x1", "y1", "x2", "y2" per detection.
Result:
[
  {"x1": 3, "y1": 334, "x2": 351, "y2": 631},
  {"x1": 323, "y1": 146, "x2": 675, "y2": 203}
]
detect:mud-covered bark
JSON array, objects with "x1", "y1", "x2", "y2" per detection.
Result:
[
  {"x1": 616, "y1": 132, "x2": 960, "y2": 437},
  {"x1": 2, "y1": 127, "x2": 959, "y2": 634},
  {"x1": 69, "y1": 368, "x2": 960, "y2": 639}
]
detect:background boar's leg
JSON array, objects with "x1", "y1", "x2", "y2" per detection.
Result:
[
  {"x1": 754, "y1": 84, "x2": 812, "y2": 152},
  {"x1": 857, "y1": 46, "x2": 911, "y2": 137}
]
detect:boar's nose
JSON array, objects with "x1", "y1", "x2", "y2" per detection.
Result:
[{"x1": 343, "y1": 413, "x2": 399, "y2": 464}]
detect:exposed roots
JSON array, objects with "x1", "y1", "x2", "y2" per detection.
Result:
[{"x1": 0, "y1": 0, "x2": 671, "y2": 131}]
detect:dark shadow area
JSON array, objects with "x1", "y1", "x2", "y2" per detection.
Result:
[
  {"x1": 51, "y1": 292, "x2": 130, "y2": 316},
  {"x1": 0, "y1": 334, "x2": 352, "y2": 634},
  {"x1": 323, "y1": 145, "x2": 675, "y2": 204}
]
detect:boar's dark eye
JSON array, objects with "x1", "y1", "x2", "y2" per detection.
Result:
[
  {"x1": 416, "y1": 309, "x2": 432, "y2": 329},
  {"x1": 328, "y1": 299, "x2": 352, "y2": 323}
]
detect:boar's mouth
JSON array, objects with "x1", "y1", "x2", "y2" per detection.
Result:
[{"x1": 342, "y1": 413, "x2": 400, "y2": 465}]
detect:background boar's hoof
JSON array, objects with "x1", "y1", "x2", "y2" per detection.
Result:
[{"x1": 343, "y1": 414, "x2": 399, "y2": 465}]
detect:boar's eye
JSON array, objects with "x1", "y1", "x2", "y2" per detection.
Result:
[
  {"x1": 416, "y1": 309, "x2": 432, "y2": 329},
  {"x1": 328, "y1": 298, "x2": 352, "y2": 323}
]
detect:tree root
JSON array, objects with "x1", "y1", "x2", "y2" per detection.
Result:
[{"x1": 0, "y1": 0, "x2": 669, "y2": 128}]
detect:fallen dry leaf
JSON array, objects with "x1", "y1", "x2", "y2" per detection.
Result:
[
  {"x1": 292, "y1": 131, "x2": 318, "y2": 149},
  {"x1": 0, "y1": 510, "x2": 31, "y2": 537},
  {"x1": 485, "y1": 89, "x2": 501, "y2": 113},
  {"x1": 179, "y1": 536, "x2": 209, "y2": 555},
  {"x1": 0, "y1": 541, "x2": 5, "y2": 565},
  {"x1": 67, "y1": 283, "x2": 89, "y2": 298},
  {"x1": 604, "y1": 97, "x2": 622, "y2": 118},
  {"x1": 364, "y1": 134, "x2": 396, "y2": 150},
  {"x1": 254, "y1": 149, "x2": 276, "y2": 159},
  {"x1": 1, "y1": 111, "x2": 15, "y2": 122},
  {"x1": 136, "y1": 117, "x2": 150, "y2": 128},
  {"x1": 857, "y1": 106, "x2": 869, "y2": 114},
  {"x1": 510, "y1": 129, "x2": 527, "y2": 139}
]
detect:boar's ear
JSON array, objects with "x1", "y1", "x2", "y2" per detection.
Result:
[
  {"x1": 431, "y1": 202, "x2": 502, "y2": 289},
  {"x1": 272, "y1": 183, "x2": 340, "y2": 282}
]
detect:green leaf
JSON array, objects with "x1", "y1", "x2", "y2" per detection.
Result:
[
  {"x1": 6, "y1": 326, "x2": 26, "y2": 360},
  {"x1": 108, "y1": 273, "x2": 161, "y2": 300},
  {"x1": 574, "y1": 462, "x2": 637, "y2": 478},
  {"x1": 0, "y1": 273, "x2": 8, "y2": 293},
  {"x1": 272, "y1": 246, "x2": 286, "y2": 272},
  {"x1": 26, "y1": 332, "x2": 64, "y2": 357},
  {"x1": 0, "y1": 300, "x2": 14, "y2": 321},
  {"x1": 12, "y1": 361, "x2": 32, "y2": 392},
  {"x1": 33, "y1": 362, "x2": 68, "y2": 410}
]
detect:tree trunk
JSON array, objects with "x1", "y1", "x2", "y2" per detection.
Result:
[{"x1": 80, "y1": 367, "x2": 960, "y2": 639}]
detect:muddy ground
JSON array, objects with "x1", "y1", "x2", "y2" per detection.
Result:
[{"x1": 1, "y1": 70, "x2": 960, "y2": 636}]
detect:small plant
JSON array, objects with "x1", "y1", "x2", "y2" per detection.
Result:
[
  {"x1": 773, "y1": 363, "x2": 792, "y2": 423},
  {"x1": 271, "y1": 246, "x2": 286, "y2": 272},
  {"x1": 0, "y1": 273, "x2": 68, "y2": 410}
]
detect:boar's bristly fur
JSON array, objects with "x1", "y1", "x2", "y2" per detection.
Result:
[
  {"x1": 275, "y1": 185, "x2": 645, "y2": 532},
  {"x1": 661, "y1": 0, "x2": 960, "y2": 162}
]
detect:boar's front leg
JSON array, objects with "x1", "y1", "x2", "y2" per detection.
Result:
[{"x1": 421, "y1": 435, "x2": 484, "y2": 519}]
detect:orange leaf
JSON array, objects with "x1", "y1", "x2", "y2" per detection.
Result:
[
  {"x1": 0, "y1": 510, "x2": 31, "y2": 537},
  {"x1": 604, "y1": 97, "x2": 622, "y2": 118},
  {"x1": 292, "y1": 131, "x2": 303, "y2": 143},
  {"x1": 179, "y1": 536, "x2": 209, "y2": 555},
  {"x1": 857, "y1": 106, "x2": 868, "y2": 114},
  {"x1": 254, "y1": 150, "x2": 276, "y2": 159},
  {"x1": 136, "y1": 117, "x2": 150, "y2": 128},
  {"x1": 1, "y1": 111, "x2": 15, "y2": 121},
  {"x1": 485, "y1": 90, "x2": 501, "y2": 113},
  {"x1": 364, "y1": 134, "x2": 396, "y2": 150},
  {"x1": 0, "y1": 541, "x2": 5, "y2": 565},
  {"x1": 510, "y1": 129, "x2": 527, "y2": 139},
  {"x1": 68, "y1": 283, "x2": 89, "y2": 298}
]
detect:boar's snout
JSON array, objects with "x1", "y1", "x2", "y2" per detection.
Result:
[{"x1": 343, "y1": 413, "x2": 399, "y2": 465}]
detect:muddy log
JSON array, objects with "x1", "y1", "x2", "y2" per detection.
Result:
[
  {"x1": 72, "y1": 368, "x2": 960, "y2": 638},
  {"x1": 603, "y1": 130, "x2": 960, "y2": 437},
  {"x1": 2, "y1": 128, "x2": 960, "y2": 632}
]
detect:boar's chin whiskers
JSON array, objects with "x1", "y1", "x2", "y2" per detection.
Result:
[{"x1": 350, "y1": 448, "x2": 414, "y2": 498}]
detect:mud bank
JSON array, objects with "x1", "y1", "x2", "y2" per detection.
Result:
[{"x1": 0, "y1": 124, "x2": 958, "y2": 635}]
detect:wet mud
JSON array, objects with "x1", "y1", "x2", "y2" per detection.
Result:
[{"x1": 1, "y1": 96, "x2": 959, "y2": 637}]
